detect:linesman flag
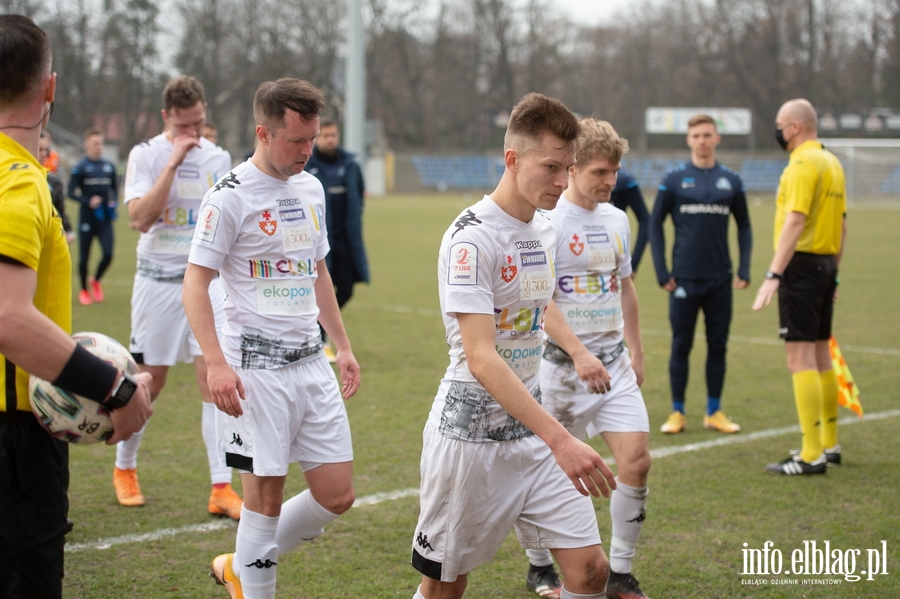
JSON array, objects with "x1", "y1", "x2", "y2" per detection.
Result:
[{"x1": 829, "y1": 336, "x2": 863, "y2": 418}]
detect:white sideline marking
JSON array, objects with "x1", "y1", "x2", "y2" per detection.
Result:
[
  {"x1": 354, "y1": 304, "x2": 900, "y2": 357},
  {"x1": 66, "y1": 409, "x2": 900, "y2": 553}
]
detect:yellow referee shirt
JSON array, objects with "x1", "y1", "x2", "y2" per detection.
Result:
[
  {"x1": 0, "y1": 133, "x2": 72, "y2": 412},
  {"x1": 774, "y1": 139, "x2": 846, "y2": 255}
]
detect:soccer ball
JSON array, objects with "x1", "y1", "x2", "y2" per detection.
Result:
[{"x1": 29, "y1": 331, "x2": 138, "y2": 444}]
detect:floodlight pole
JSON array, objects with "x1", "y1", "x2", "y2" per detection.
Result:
[{"x1": 345, "y1": 0, "x2": 366, "y2": 166}]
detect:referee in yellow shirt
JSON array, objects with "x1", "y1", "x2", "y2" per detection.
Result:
[
  {"x1": 0, "y1": 16, "x2": 153, "y2": 598},
  {"x1": 752, "y1": 98, "x2": 847, "y2": 476}
]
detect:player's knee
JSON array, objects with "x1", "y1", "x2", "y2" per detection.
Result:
[{"x1": 323, "y1": 488, "x2": 355, "y2": 515}]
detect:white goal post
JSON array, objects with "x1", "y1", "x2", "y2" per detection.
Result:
[{"x1": 820, "y1": 138, "x2": 900, "y2": 203}]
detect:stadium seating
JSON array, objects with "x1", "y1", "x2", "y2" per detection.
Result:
[{"x1": 410, "y1": 155, "x2": 789, "y2": 193}]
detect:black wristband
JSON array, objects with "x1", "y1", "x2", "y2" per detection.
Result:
[{"x1": 52, "y1": 343, "x2": 120, "y2": 404}]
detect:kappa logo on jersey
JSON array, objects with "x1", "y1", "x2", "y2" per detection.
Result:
[
  {"x1": 514, "y1": 240, "x2": 543, "y2": 250},
  {"x1": 259, "y1": 210, "x2": 277, "y2": 236},
  {"x1": 501, "y1": 254, "x2": 518, "y2": 282},
  {"x1": 569, "y1": 234, "x2": 584, "y2": 256},
  {"x1": 212, "y1": 171, "x2": 240, "y2": 192},
  {"x1": 416, "y1": 532, "x2": 434, "y2": 551},
  {"x1": 451, "y1": 209, "x2": 482, "y2": 238}
]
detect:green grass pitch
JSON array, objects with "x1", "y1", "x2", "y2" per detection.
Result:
[{"x1": 62, "y1": 193, "x2": 899, "y2": 598}]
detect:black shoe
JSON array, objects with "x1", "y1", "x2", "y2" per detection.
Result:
[
  {"x1": 766, "y1": 454, "x2": 827, "y2": 475},
  {"x1": 790, "y1": 444, "x2": 841, "y2": 466},
  {"x1": 65, "y1": 519, "x2": 74, "y2": 534},
  {"x1": 607, "y1": 570, "x2": 649, "y2": 599},
  {"x1": 526, "y1": 564, "x2": 562, "y2": 598}
]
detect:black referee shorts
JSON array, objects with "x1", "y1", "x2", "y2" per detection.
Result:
[
  {"x1": 0, "y1": 410, "x2": 69, "y2": 598},
  {"x1": 778, "y1": 252, "x2": 838, "y2": 342}
]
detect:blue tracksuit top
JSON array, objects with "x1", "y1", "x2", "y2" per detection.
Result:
[
  {"x1": 68, "y1": 156, "x2": 118, "y2": 222},
  {"x1": 610, "y1": 168, "x2": 650, "y2": 271},
  {"x1": 649, "y1": 161, "x2": 752, "y2": 285}
]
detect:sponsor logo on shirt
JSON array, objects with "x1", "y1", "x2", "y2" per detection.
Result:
[
  {"x1": 259, "y1": 210, "x2": 277, "y2": 236},
  {"x1": 679, "y1": 204, "x2": 731, "y2": 215},
  {"x1": 587, "y1": 233, "x2": 609, "y2": 244},
  {"x1": 248, "y1": 258, "x2": 316, "y2": 278},
  {"x1": 519, "y1": 251, "x2": 547, "y2": 268},
  {"x1": 495, "y1": 306, "x2": 544, "y2": 332},
  {"x1": 159, "y1": 207, "x2": 199, "y2": 226},
  {"x1": 276, "y1": 198, "x2": 303, "y2": 207},
  {"x1": 681, "y1": 177, "x2": 696, "y2": 189},
  {"x1": 558, "y1": 273, "x2": 619, "y2": 295},
  {"x1": 279, "y1": 208, "x2": 306, "y2": 222}
]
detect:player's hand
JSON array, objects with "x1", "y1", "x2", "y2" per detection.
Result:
[
  {"x1": 630, "y1": 352, "x2": 645, "y2": 388},
  {"x1": 551, "y1": 436, "x2": 617, "y2": 498},
  {"x1": 168, "y1": 133, "x2": 201, "y2": 167},
  {"x1": 88, "y1": 195, "x2": 103, "y2": 209},
  {"x1": 734, "y1": 277, "x2": 749, "y2": 290},
  {"x1": 662, "y1": 277, "x2": 677, "y2": 292},
  {"x1": 65, "y1": 232, "x2": 76, "y2": 245},
  {"x1": 335, "y1": 348, "x2": 360, "y2": 399},
  {"x1": 573, "y1": 351, "x2": 610, "y2": 394},
  {"x1": 107, "y1": 372, "x2": 153, "y2": 445},
  {"x1": 207, "y1": 361, "x2": 246, "y2": 417},
  {"x1": 752, "y1": 278, "x2": 779, "y2": 311}
]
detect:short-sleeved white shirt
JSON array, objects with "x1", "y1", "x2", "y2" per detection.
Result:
[
  {"x1": 188, "y1": 160, "x2": 329, "y2": 369},
  {"x1": 547, "y1": 197, "x2": 632, "y2": 355},
  {"x1": 429, "y1": 196, "x2": 557, "y2": 441},
  {"x1": 125, "y1": 134, "x2": 232, "y2": 274}
]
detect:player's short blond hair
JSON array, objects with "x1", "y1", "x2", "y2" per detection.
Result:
[
  {"x1": 575, "y1": 118, "x2": 628, "y2": 166},
  {"x1": 504, "y1": 93, "x2": 580, "y2": 153}
]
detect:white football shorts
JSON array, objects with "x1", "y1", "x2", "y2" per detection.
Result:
[
  {"x1": 539, "y1": 351, "x2": 649, "y2": 440},
  {"x1": 411, "y1": 422, "x2": 601, "y2": 582},
  {"x1": 129, "y1": 274, "x2": 225, "y2": 366},
  {"x1": 218, "y1": 354, "x2": 353, "y2": 477}
]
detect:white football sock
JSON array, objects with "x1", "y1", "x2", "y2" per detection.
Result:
[
  {"x1": 413, "y1": 585, "x2": 426, "y2": 599},
  {"x1": 235, "y1": 506, "x2": 279, "y2": 599},
  {"x1": 608, "y1": 481, "x2": 649, "y2": 574},
  {"x1": 526, "y1": 548, "x2": 554, "y2": 567},
  {"x1": 276, "y1": 489, "x2": 339, "y2": 556},
  {"x1": 202, "y1": 401, "x2": 231, "y2": 485},
  {"x1": 560, "y1": 586, "x2": 606, "y2": 598},
  {"x1": 114, "y1": 421, "x2": 147, "y2": 470}
]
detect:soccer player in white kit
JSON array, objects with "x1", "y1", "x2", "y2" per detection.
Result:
[
  {"x1": 523, "y1": 120, "x2": 652, "y2": 599},
  {"x1": 410, "y1": 94, "x2": 617, "y2": 599},
  {"x1": 118, "y1": 75, "x2": 243, "y2": 518},
  {"x1": 183, "y1": 78, "x2": 359, "y2": 599}
]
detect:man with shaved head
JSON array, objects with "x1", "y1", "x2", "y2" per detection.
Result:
[{"x1": 752, "y1": 98, "x2": 847, "y2": 476}]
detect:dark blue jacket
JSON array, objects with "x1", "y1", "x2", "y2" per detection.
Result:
[
  {"x1": 611, "y1": 168, "x2": 650, "y2": 271},
  {"x1": 305, "y1": 146, "x2": 370, "y2": 284},
  {"x1": 650, "y1": 161, "x2": 752, "y2": 285},
  {"x1": 67, "y1": 156, "x2": 118, "y2": 222}
]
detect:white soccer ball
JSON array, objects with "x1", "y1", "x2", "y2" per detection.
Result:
[{"x1": 29, "y1": 331, "x2": 138, "y2": 444}]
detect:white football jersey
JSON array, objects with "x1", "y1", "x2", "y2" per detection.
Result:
[
  {"x1": 188, "y1": 160, "x2": 329, "y2": 369},
  {"x1": 547, "y1": 196, "x2": 632, "y2": 355},
  {"x1": 429, "y1": 196, "x2": 557, "y2": 441},
  {"x1": 125, "y1": 134, "x2": 232, "y2": 273}
]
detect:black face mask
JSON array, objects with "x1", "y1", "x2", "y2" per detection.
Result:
[{"x1": 775, "y1": 128, "x2": 789, "y2": 151}]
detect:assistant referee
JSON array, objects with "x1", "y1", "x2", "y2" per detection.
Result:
[{"x1": 753, "y1": 98, "x2": 847, "y2": 476}]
